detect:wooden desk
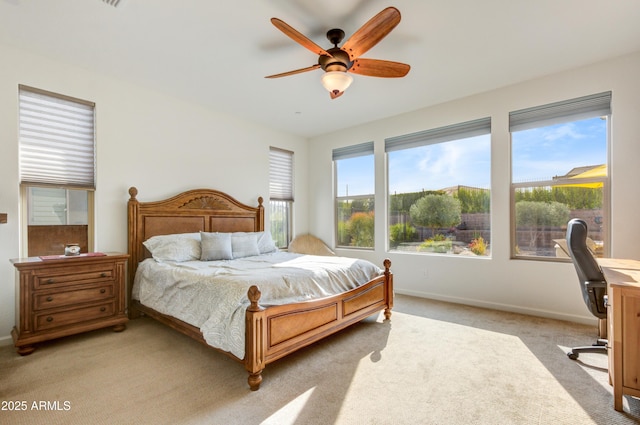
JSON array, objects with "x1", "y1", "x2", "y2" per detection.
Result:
[{"x1": 599, "y1": 258, "x2": 640, "y2": 411}]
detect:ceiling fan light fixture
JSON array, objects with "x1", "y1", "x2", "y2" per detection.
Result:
[
  {"x1": 267, "y1": 7, "x2": 409, "y2": 99},
  {"x1": 321, "y1": 71, "x2": 353, "y2": 98}
]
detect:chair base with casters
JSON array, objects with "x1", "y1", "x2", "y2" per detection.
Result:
[{"x1": 567, "y1": 338, "x2": 607, "y2": 360}]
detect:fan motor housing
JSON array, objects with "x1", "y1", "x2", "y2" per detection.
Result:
[{"x1": 319, "y1": 48, "x2": 353, "y2": 72}]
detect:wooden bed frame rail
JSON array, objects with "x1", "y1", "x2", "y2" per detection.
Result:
[{"x1": 127, "y1": 187, "x2": 393, "y2": 390}]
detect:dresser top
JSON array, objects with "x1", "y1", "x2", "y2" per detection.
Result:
[{"x1": 10, "y1": 252, "x2": 128, "y2": 267}]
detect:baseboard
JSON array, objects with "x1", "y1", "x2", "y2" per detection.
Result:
[
  {"x1": 0, "y1": 334, "x2": 14, "y2": 347},
  {"x1": 394, "y1": 289, "x2": 597, "y2": 326}
]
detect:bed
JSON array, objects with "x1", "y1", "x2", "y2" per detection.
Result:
[{"x1": 127, "y1": 187, "x2": 393, "y2": 390}]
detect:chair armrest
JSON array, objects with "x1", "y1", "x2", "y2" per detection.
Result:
[
  {"x1": 584, "y1": 280, "x2": 607, "y2": 290},
  {"x1": 585, "y1": 280, "x2": 608, "y2": 310}
]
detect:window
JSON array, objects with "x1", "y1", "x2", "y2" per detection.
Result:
[
  {"x1": 19, "y1": 85, "x2": 96, "y2": 257},
  {"x1": 333, "y1": 142, "x2": 375, "y2": 249},
  {"x1": 269, "y1": 147, "x2": 294, "y2": 249},
  {"x1": 27, "y1": 187, "x2": 88, "y2": 225},
  {"x1": 386, "y1": 118, "x2": 491, "y2": 256},
  {"x1": 510, "y1": 92, "x2": 610, "y2": 260}
]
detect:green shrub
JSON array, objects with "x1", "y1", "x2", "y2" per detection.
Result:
[
  {"x1": 410, "y1": 194, "x2": 461, "y2": 238},
  {"x1": 515, "y1": 200, "x2": 570, "y2": 249},
  {"x1": 337, "y1": 221, "x2": 350, "y2": 246},
  {"x1": 419, "y1": 234, "x2": 453, "y2": 253},
  {"x1": 389, "y1": 222, "x2": 417, "y2": 246},
  {"x1": 347, "y1": 211, "x2": 374, "y2": 247}
]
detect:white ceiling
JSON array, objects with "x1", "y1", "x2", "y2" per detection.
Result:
[{"x1": 2, "y1": 0, "x2": 640, "y2": 138}]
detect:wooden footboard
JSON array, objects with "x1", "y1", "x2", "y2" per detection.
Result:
[{"x1": 245, "y1": 259, "x2": 393, "y2": 390}]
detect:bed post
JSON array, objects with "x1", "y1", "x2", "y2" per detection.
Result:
[
  {"x1": 127, "y1": 187, "x2": 142, "y2": 319},
  {"x1": 245, "y1": 285, "x2": 266, "y2": 390},
  {"x1": 257, "y1": 197, "x2": 264, "y2": 231},
  {"x1": 384, "y1": 258, "x2": 393, "y2": 320}
]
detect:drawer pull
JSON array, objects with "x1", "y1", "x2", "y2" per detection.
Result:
[
  {"x1": 46, "y1": 296, "x2": 53, "y2": 302},
  {"x1": 100, "y1": 288, "x2": 106, "y2": 294},
  {"x1": 101, "y1": 273, "x2": 108, "y2": 278},
  {"x1": 100, "y1": 307, "x2": 106, "y2": 312},
  {"x1": 46, "y1": 316, "x2": 53, "y2": 322},
  {"x1": 47, "y1": 278, "x2": 55, "y2": 284}
]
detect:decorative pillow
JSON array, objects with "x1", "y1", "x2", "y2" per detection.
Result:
[
  {"x1": 200, "y1": 232, "x2": 233, "y2": 261},
  {"x1": 256, "y1": 231, "x2": 278, "y2": 254},
  {"x1": 143, "y1": 233, "x2": 201, "y2": 262},
  {"x1": 231, "y1": 233, "x2": 260, "y2": 258}
]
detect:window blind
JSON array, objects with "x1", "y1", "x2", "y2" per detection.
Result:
[
  {"x1": 385, "y1": 117, "x2": 491, "y2": 152},
  {"x1": 332, "y1": 141, "x2": 374, "y2": 161},
  {"x1": 269, "y1": 147, "x2": 294, "y2": 201},
  {"x1": 509, "y1": 91, "x2": 612, "y2": 132},
  {"x1": 19, "y1": 85, "x2": 96, "y2": 188}
]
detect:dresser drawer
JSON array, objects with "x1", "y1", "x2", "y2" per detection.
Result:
[
  {"x1": 33, "y1": 284, "x2": 114, "y2": 311},
  {"x1": 35, "y1": 302, "x2": 115, "y2": 331},
  {"x1": 33, "y1": 265, "x2": 115, "y2": 290}
]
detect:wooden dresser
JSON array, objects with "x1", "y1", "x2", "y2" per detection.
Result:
[
  {"x1": 11, "y1": 253, "x2": 129, "y2": 355},
  {"x1": 598, "y1": 258, "x2": 640, "y2": 412}
]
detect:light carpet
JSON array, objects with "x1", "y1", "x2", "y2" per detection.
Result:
[{"x1": 1, "y1": 294, "x2": 639, "y2": 425}]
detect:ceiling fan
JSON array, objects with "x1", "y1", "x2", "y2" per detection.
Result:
[{"x1": 265, "y1": 6, "x2": 410, "y2": 99}]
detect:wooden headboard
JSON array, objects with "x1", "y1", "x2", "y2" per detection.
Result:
[{"x1": 127, "y1": 186, "x2": 264, "y2": 304}]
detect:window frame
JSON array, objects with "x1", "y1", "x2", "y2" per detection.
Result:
[
  {"x1": 20, "y1": 185, "x2": 95, "y2": 256},
  {"x1": 385, "y1": 118, "x2": 492, "y2": 256},
  {"x1": 18, "y1": 85, "x2": 96, "y2": 257},
  {"x1": 269, "y1": 147, "x2": 294, "y2": 249},
  {"x1": 509, "y1": 92, "x2": 611, "y2": 261},
  {"x1": 333, "y1": 142, "x2": 376, "y2": 250}
]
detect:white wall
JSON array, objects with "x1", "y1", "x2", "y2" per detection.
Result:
[
  {"x1": 307, "y1": 51, "x2": 640, "y2": 325},
  {"x1": 0, "y1": 43, "x2": 309, "y2": 345},
  {"x1": 2, "y1": 41, "x2": 639, "y2": 347}
]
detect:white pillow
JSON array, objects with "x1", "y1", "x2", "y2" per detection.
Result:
[
  {"x1": 231, "y1": 233, "x2": 260, "y2": 258},
  {"x1": 143, "y1": 233, "x2": 201, "y2": 262},
  {"x1": 230, "y1": 231, "x2": 277, "y2": 254},
  {"x1": 256, "y1": 231, "x2": 278, "y2": 254},
  {"x1": 200, "y1": 232, "x2": 233, "y2": 261}
]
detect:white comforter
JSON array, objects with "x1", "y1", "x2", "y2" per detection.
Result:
[{"x1": 132, "y1": 252, "x2": 382, "y2": 359}]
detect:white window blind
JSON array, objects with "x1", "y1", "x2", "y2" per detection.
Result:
[
  {"x1": 385, "y1": 117, "x2": 491, "y2": 152},
  {"x1": 509, "y1": 91, "x2": 612, "y2": 132},
  {"x1": 332, "y1": 141, "x2": 374, "y2": 160},
  {"x1": 269, "y1": 147, "x2": 294, "y2": 201},
  {"x1": 19, "y1": 85, "x2": 96, "y2": 189}
]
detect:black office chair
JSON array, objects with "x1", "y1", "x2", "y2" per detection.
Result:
[{"x1": 565, "y1": 218, "x2": 608, "y2": 360}]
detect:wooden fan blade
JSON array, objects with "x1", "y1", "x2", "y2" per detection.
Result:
[
  {"x1": 265, "y1": 64, "x2": 321, "y2": 79},
  {"x1": 349, "y1": 58, "x2": 410, "y2": 78},
  {"x1": 341, "y1": 7, "x2": 401, "y2": 60},
  {"x1": 271, "y1": 18, "x2": 331, "y2": 57}
]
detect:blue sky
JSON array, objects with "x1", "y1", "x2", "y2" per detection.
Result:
[
  {"x1": 338, "y1": 116, "x2": 607, "y2": 196},
  {"x1": 388, "y1": 135, "x2": 491, "y2": 193},
  {"x1": 336, "y1": 155, "x2": 375, "y2": 196},
  {"x1": 511, "y1": 116, "x2": 607, "y2": 183}
]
